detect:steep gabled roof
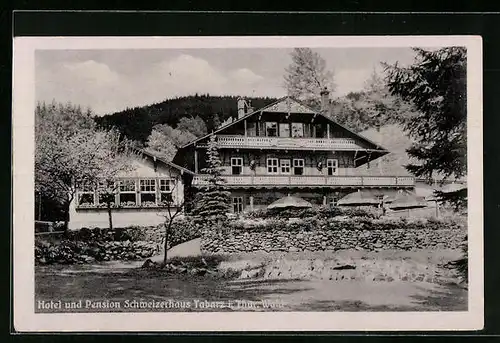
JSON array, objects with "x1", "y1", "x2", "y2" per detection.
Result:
[
  {"x1": 136, "y1": 148, "x2": 195, "y2": 175},
  {"x1": 177, "y1": 96, "x2": 388, "y2": 152}
]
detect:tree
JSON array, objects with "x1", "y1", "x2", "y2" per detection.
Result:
[
  {"x1": 35, "y1": 102, "x2": 133, "y2": 229},
  {"x1": 361, "y1": 69, "x2": 416, "y2": 128},
  {"x1": 92, "y1": 132, "x2": 136, "y2": 230},
  {"x1": 384, "y1": 47, "x2": 467, "y2": 210},
  {"x1": 177, "y1": 116, "x2": 208, "y2": 138},
  {"x1": 329, "y1": 93, "x2": 374, "y2": 132},
  {"x1": 145, "y1": 129, "x2": 177, "y2": 161},
  {"x1": 284, "y1": 48, "x2": 336, "y2": 106},
  {"x1": 160, "y1": 181, "x2": 185, "y2": 265},
  {"x1": 145, "y1": 124, "x2": 198, "y2": 161},
  {"x1": 328, "y1": 70, "x2": 415, "y2": 133},
  {"x1": 191, "y1": 135, "x2": 231, "y2": 220},
  {"x1": 211, "y1": 113, "x2": 222, "y2": 131},
  {"x1": 152, "y1": 124, "x2": 197, "y2": 149},
  {"x1": 384, "y1": 47, "x2": 467, "y2": 182}
]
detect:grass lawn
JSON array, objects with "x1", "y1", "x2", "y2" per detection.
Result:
[{"x1": 35, "y1": 260, "x2": 467, "y2": 312}]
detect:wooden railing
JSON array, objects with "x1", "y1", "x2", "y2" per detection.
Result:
[
  {"x1": 213, "y1": 135, "x2": 361, "y2": 150},
  {"x1": 192, "y1": 175, "x2": 415, "y2": 187}
]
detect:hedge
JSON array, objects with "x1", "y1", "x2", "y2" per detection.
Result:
[
  {"x1": 242, "y1": 205, "x2": 382, "y2": 220},
  {"x1": 223, "y1": 216, "x2": 464, "y2": 233},
  {"x1": 35, "y1": 217, "x2": 202, "y2": 265}
]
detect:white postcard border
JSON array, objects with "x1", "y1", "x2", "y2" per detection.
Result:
[{"x1": 12, "y1": 35, "x2": 483, "y2": 332}]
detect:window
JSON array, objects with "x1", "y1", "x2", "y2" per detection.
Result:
[
  {"x1": 266, "y1": 122, "x2": 278, "y2": 137},
  {"x1": 140, "y1": 179, "x2": 156, "y2": 206},
  {"x1": 97, "y1": 180, "x2": 116, "y2": 207},
  {"x1": 291, "y1": 123, "x2": 304, "y2": 138},
  {"x1": 78, "y1": 193, "x2": 95, "y2": 206},
  {"x1": 280, "y1": 159, "x2": 291, "y2": 174},
  {"x1": 119, "y1": 180, "x2": 137, "y2": 207},
  {"x1": 293, "y1": 159, "x2": 304, "y2": 175},
  {"x1": 159, "y1": 179, "x2": 173, "y2": 204},
  {"x1": 328, "y1": 196, "x2": 338, "y2": 207},
  {"x1": 77, "y1": 182, "x2": 95, "y2": 207},
  {"x1": 246, "y1": 122, "x2": 257, "y2": 137},
  {"x1": 279, "y1": 123, "x2": 290, "y2": 137},
  {"x1": 257, "y1": 121, "x2": 266, "y2": 137},
  {"x1": 314, "y1": 124, "x2": 326, "y2": 138},
  {"x1": 231, "y1": 157, "x2": 243, "y2": 175},
  {"x1": 303, "y1": 123, "x2": 312, "y2": 138},
  {"x1": 232, "y1": 197, "x2": 244, "y2": 213},
  {"x1": 327, "y1": 159, "x2": 338, "y2": 176},
  {"x1": 267, "y1": 158, "x2": 278, "y2": 174}
]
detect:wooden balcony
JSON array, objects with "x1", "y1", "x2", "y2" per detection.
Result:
[
  {"x1": 209, "y1": 135, "x2": 361, "y2": 150},
  {"x1": 192, "y1": 175, "x2": 415, "y2": 188}
]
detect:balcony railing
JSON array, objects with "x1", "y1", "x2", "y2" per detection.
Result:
[
  {"x1": 192, "y1": 175, "x2": 415, "y2": 188},
  {"x1": 210, "y1": 135, "x2": 361, "y2": 150}
]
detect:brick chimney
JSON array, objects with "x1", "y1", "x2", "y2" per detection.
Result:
[
  {"x1": 246, "y1": 100, "x2": 254, "y2": 114},
  {"x1": 237, "y1": 97, "x2": 246, "y2": 119},
  {"x1": 320, "y1": 87, "x2": 330, "y2": 113}
]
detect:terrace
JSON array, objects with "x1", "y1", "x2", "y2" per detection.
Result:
[{"x1": 192, "y1": 175, "x2": 415, "y2": 188}]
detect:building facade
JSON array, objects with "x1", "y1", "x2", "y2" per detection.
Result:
[
  {"x1": 173, "y1": 96, "x2": 415, "y2": 213},
  {"x1": 69, "y1": 151, "x2": 192, "y2": 230}
]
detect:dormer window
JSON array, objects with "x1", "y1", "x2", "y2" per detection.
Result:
[
  {"x1": 266, "y1": 122, "x2": 278, "y2": 137},
  {"x1": 246, "y1": 122, "x2": 257, "y2": 137},
  {"x1": 279, "y1": 123, "x2": 290, "y2": 137},
  {"x1": 315, "y1": 124, "x2": 326, "y2": 138},
  {"x1": 291, "y1": 123, "x2": 304, "y2": 138}
]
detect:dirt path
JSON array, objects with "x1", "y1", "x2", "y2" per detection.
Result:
[
  {"x1": 226, "y1": 278, "x2": 466, "y2": 311},
  {"x1": 35, "y1": 263, "x2": 467, "y2": 312}
]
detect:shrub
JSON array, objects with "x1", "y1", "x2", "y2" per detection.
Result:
[
  {"x1": 339, "y1": 206, "x2": 381, "y2": 219},
  {"x1": 454, "y1": 235, "x2": 468, "y2": 283},
  {"x1": 162, "y1": 217, "x2": 202, "y2": 248},
  {"x1": 35, "y1": 239, "x2": 159, "y2": 265},
  {"x1": 36, "y1": 217, "x2": 203, "y2": 265},
  {"x1": 64, "y1": 226, "x2": 147, "y2": 242},
  {"x1": 223, "y1": 216, "x2": 464, "y2": 233},
  {"x1": 243, "y1": 205, "x2": 381, "y2": 220}
]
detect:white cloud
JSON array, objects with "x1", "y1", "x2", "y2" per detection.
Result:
[
  {"x1": 36, "y1": 60, "x2": 124, "y2": 114},
  {"x1": 334, "y1": 68, "x2": 373, "y2": 96},
  {"x1": 36, "y1": 54, "x2": 283, "y2": 115},
  {"x1": 229, "y1": 68, "x2": 264, "y2": 84},
  {"x1": 61, "y1": 60, "x2": 120, "y2": 85}
]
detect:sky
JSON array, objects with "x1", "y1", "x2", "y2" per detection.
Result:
[{"x1": 35, "y1": 47, "x2": 417, "y2": 116}]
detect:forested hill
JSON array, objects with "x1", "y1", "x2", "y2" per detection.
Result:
[{"x1": 94, "y1": 94, "x2": 278, "y2": 143}]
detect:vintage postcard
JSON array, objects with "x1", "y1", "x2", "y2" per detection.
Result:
[{"x1": 12, "y1": 35, "x2": 483, "y2": 332}]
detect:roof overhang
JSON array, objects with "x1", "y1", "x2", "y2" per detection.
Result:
[{"x1": 136, "y1": 148, "x2": 195, "y2": 175}]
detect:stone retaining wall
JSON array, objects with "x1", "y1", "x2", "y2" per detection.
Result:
[{"x1": 202, "y1": 226, "x2": 466, "y2": 254}]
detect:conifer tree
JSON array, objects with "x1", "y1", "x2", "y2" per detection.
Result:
[
  {"x1": 384, "y1": 47, "x2": 466, "y2": 181},
  {"x1": 192, "y1": 135, "x2": 231, "y2": 221},
  {"x1": 384, "y1": 47, "x2": 467, "y2": 211}
]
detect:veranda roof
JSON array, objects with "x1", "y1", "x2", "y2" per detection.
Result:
[
  {"x1": 440, "y1": 183, "x2": 467, "y2": 194},
  {"x1": 388, "y1": 192, "x2": 427, "y2": 210},
  {"x1": 338, "y1": 190, "x2": 380, "y2": 206},
  {"x1": 267, "y1": 196, "x2": 313, "y2": 210},
  {"x1": 422, "y1": 183, "x2": 467, "y2": 201}
]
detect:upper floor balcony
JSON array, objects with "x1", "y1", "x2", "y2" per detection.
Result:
[
  {"x1": 192, "y1": 175, "x2": 415, "y2": 188},
  {"x1": 205, "y1": 135, "x2": 362, "y2": 151}
]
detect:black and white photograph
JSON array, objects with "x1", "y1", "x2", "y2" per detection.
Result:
[{"x1": 13, "y1": 36, "x2": 483, "y2": 331}]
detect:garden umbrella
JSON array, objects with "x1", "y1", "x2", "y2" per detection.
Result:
[
  {"x1": 267, "y1": 195, "x2": 313, "y2": 210},
  {"x1": 440, "y1": 183, "x2": 467, "y2": 194},
  {"x1": 422, "y1": 183, "x2": 467, "y2": 201},
  {"x1": 337, "y1": 190, "x2": 380, "y2": 206},
  {"x1": 388, "y1": 192, "x2": 427, "y2": 210}
]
